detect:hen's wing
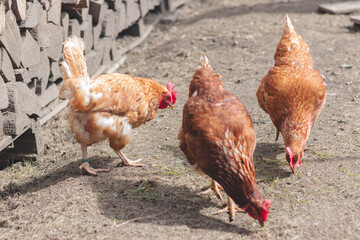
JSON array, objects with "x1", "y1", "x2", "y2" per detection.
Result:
[
  {"x1": 261, "y1": 66, "x2": 326, "y2": 133},
  {"x1": 181, "y1": 93, "x2": 256, "y2": 205}
]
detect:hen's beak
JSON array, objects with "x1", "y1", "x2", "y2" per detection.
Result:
[
  {"x1": 169, "y1": 104, "x2": 174, "y2": 110},
  {"x1": 258, "y1": 219, "x2": 264, "y2": 227}
]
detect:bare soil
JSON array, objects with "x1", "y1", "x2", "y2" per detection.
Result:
[{"x1": 1, "y1": 0, "x2": 360, "y2": 239}]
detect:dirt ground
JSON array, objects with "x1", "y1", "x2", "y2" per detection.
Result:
[{"x1": 1, "y1": 0, "x2": 360, "y2": 239}]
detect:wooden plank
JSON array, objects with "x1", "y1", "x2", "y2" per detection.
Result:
[
  {"x1": 19, "y1": 0, "x2": 44, "y2": 28},
  {"x1": 318, "y1": 1, "x2": 360, "y2": 14},
  {"x1": 20, "y1": 30, "x2": 41, "y2": 68},
  {"x1": 93, "y1": 21, "x2": 102, "y2": 47},
  {"x1": 139, "y1": 0, "x2": 149, "y2": 17},
  {"x1": 11, "y1": 0, "x2": 26, "y2": 21},
  {"x1": 39, "y1": 100, "x2": 68, "y2": 125},
  {"x1": 0, "y1": 2, "x2": 5, "y2": 35},
  {"x1": 0, "y1": 10, "x2": 22, "y2": 68},
  {"x1": 48, "y1": 0, "x2": 62, "y2": 25},
  {"x1": 0, "y1": 136, "x2": 12, "y2": 152},
  {"x1": 0, "y1": 76, "x2": 9, "y2": 110},
  {"x1": 0, "y1": 48, "x2": 16, "y2": 83},
  {"x1": 350, "y1": 15, "x2": 360, "y2": 24}
]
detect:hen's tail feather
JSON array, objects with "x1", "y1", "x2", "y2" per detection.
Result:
[
  {"x1": 283, "y1": 14, "x2": 295, "y2": 35},
  {"x1": 59, "y1": 36, "x2": 91, "y2": 103},
  {"x1": 61, "y1": 36, "x2": 89, "y2": 83}
]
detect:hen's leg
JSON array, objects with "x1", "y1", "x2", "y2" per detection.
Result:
[
  {"x1": 215, "y1": 196, "x2": 246, "y2": 222},
  {"x1": 114, "y1": 150, "x2": 144, "y2": 167},
  {"x1": 201, "y1": 179, "x2": 223, "y2": 201},
  {"x1": 79, "y1": 143, "x2": 109, "y2": 175}
]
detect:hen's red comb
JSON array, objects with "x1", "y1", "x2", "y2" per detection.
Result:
[
  {"x1": 167, "y1": 82, "x2": 177, "y2": 104},
  {"x1": 261, "y1": 199, "x2": 271, "y2": 222}
]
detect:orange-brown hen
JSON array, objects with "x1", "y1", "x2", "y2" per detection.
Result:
[
  {"x1": 59, "y1": 36, "x2": 177, "y2": 175},
  {"x1": 256, "y1": 15, "x2": 326, "y2": 173},
  {"x1": 179, "y1": 55, "x2": 271, "y2": 226}
]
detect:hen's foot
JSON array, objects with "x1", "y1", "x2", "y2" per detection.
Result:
[
  {"x1": 79, "y1": 162, "x2": 109, "y2": 176},
  {"x1": 201, "y1": 180, "x2": 223, "y2": 201},
  {"x1": 115, "y1": 150, "x2": 144, "y2": 167},
  {"x1": 116, "y1": 158, "x2": 144, "y2": 167},
  {"x1": 214, "y1": 196, "x2": 246, "y2": 222}
]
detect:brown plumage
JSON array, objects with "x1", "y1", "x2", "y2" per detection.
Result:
[
  {"x1": 179, "y1": 55, "x2": 270, "y2": 227},
  {"x1": 60, "y1": 36, "x2": 177, "y2": 175},
  {"x1": 256, "y1": 15, "x2": 326, "y2": 173}
]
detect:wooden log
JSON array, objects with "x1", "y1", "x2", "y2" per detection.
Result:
[
  {"x1": 37, "y1": 20, "x2": 64, "y2": 62},
  {"x1": 93, "y1": 20, "x2": 102, "y2": 46},
  {"x1": 4, "y1": 0, "x2": 12, "y2": 11},
  {"x1": 80, "y1": 15, "x2": 93, "y2": 53},
  {"x1": 20, "y1": 30, "x2": 41, "y2": 68},
  {"x1": 49, "y1": 61, "x2": 62, "y2": 83},
  {"x1": 0, "y1": 10, "x2": 22, "y2": 68},
  {"x1": 115, "y1": 1, "x2": 126, "y2": 34},
  {"x1": 48, "y1": 0, "x2": 62, "y2": 25},
  {"x1": 0, "y1": 2, "x2": 5, "y2": 35},
  {"x1": 66, "y1": 7, "x2": 89, "y2": 23},
  {"x1": 4, "y1": 82, "x2": 41, "y2": 116},
  {"x1": 85, "y1": 50, "x2": 102, "y2": 76},
  {"x1": 27, "y1": 53, "x2": 50, "y2": 94},
  {"x1": 350, "y1": 15, "x2": 360, "y2": 25},
  {"x1": 3, "y1": 112, "x2": 30, "y2": 135},
  {"x1": 89, "y1": 0, "x2": 106, "y2": 25},
  {"x1": 14, "y1": 68, "x2": 31, "y2": 84},
  {"x1": 19, "y1": 0, "x2": 44, "y2": 29},
  {"x1": 318, "y1": 1, "x2": 360, "y2": 14},
  {"x1": 125, "y1": 0, "x2": 141, "y2": 27},
  {"x1": 11, "y1": 0, "x2": 26, "y2": 21},
  {"x1": 13, "y1": 121, "x2": 44, "y2": 155},
  {"x1": 0, "y1": 76, "x2": 9, "y2": 110},
  {"x1": 39, "y1": 82, "x2": 59, "y2": 107},
  {"x1": 61, "y1": 12, "x2": 70, "y2": 39},
  {"x1": 62, "y1": 0, "x2": 89, "y2": 9},
  {"x1": 69, "y1": 19, "x2": 81, "y2": 37},
  {"x1": 101, "y1": 10, "x2": 116, "y2": 37},
  {"x1": 139, "y1": 0, "x2": 149, "y2": 17},
  {"x1": 0, "y1": 48, "x2": 16, "y2": 83}
]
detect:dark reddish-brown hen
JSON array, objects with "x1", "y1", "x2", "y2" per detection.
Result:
[
  {"x1": 179, "y1": 55, "x2": 271, "y2": 227},
  {"x1": 256, "y1": 15, "x2": 326, "y2": 173}
]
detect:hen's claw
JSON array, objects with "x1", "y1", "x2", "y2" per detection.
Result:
[
  {"x1": 214, "y1": 196, "x2": 246, "y2": 222},
  {"x1": 79, "y1": 162, "x2": 110, "y2": 176},
  {"x1": 201, "y1": 179, "x2": 223, "y2": 201},
  {"x1": 115, "y1": 150, "x2": 144, "y2": 167},
  {"x1": 116, "y1": 158, "x2": 144, "y2": 167}
]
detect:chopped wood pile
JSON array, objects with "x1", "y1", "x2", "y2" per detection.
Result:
[{"x1": 0, "y1": 0, "x2": 182, "y2": 159}]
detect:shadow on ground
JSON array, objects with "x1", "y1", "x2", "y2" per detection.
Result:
[{"x1": 88, "y1": 176, "x2": 254, "y2": 235}]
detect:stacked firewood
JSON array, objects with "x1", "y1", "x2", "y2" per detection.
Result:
[{"x1": 0, "y1": 0, "x2": 165, "y2": 157}]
